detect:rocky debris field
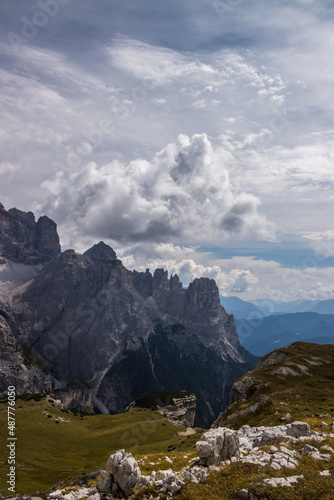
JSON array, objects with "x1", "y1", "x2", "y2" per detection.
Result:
[{"x1": 6, "y1": 420, "x2": 330, "y2": 500}]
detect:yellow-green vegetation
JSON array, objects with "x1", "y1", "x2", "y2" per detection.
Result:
[
  {"x1": 0, "y1": 394, "x2": 200, "y2": 495},
  {"x1": 1, "y1": 342, "x2": 334, "y2": 499},
  {"x1": 133, "y1": 438, "x2": 334, "y2": 500},
  {"x1": 216, "y1": 342, "x2": 334, "y2": 430},
  {"x1": 173, "y1": 454, "x2": 334, "y2": 500}
]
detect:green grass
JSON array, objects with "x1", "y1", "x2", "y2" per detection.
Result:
[
  {"x1": 1, "y1": 342, "x2": 334, "y2": 499},
  {"x1": 216, "y1": 342, "x2": 334, "y2": 430},
  {"x1": 0, "y1": 395, "x2": 199, "y2": 496}
]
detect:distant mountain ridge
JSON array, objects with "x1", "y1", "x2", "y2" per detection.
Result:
[
  {"x1": 236, "y1": 311, "x2": 334, "y2": 356},
  {"x1": 223, "y1": 296, "x2": 334, "y2": 318},
  {"x1": 220, "y1": 296, "x2": 269, "y2": 319}
]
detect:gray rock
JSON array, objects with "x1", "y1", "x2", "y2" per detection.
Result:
[
  {"x1": 183, "y1": 466, "x2": 209, "y2": 483},
  {"x1": 302, "y1": 444, "x2": 331, "y2": 460},
  {"x1": 242, "y1": 450, "x2": 271, "y2": 466},
  {"x1": 238, "y1": 423, "x2": 287, "y2": 448},
  {"x1": 196, "y1": 427, "x2": 240, "y2": 465},
  {"x1": 135, "y1": 475, "x2": 153, "y2": 489},
  {"x1": 107, "y1": 450, "x2": 141, "y2": 496},
  {"x1": 270, "y1": 446, "x2": 300, "y2": 470},
  {"x1": 97, "y1": 470, "x2": 113, "y2": 494},
  {"x1": 286, "y1": 421, "x2": 310, "y2": 438},
  {"x1": 263, "y1": 475, "x2": 304, "y2": 487}
]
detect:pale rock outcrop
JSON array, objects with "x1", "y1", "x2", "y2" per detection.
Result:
[
  {"x1": 183, "y1": 465, "x2": 209, "y2": 483},
  {"x1": 270, "y1": 446, "x2": 300, "y2": 470},
  {"x1": 238, "y1": 423, "x2": 288, "y2": 448},
  {"x1": 242, "y1": 450, "x2": 271, "y2": 466},
  {"x1": 301, "y1": 444, "x2": 331, "y2": 461},
  {"x1": 263, "y1": 475, "x2": 304, "y2": 488},
  {"x1": 107, "y1": 450, "x2": 141, "y2": 496},
  {"x1": 237, "y1": 420, "x2": 316, "y2": 453},
  {"x1": 320, "y1": 470, "x2": 331, "y2": 476},
  {"x1": 196, "y1": 427, "x2": 240, "y2": 466},
  {"x1": 151, "y1": 469, "x2": 185, "y2": 494}
]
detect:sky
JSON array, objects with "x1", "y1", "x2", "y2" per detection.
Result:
[{"x1": 1, "y1": 0, "x2": 334, "y2": 302}]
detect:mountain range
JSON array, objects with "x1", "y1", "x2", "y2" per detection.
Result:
[
  {"x1": 235, "y1": 312, "x2": 334, "y2": 356},
  {"x1": 0, "y1": 202, "x2": 257, "y2": 425},
  {"x1": 222, "y1": 295, "x2": 334, "y2": 319}
]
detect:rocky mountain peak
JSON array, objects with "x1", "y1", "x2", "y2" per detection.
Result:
[
  {"x1": 0, "y1": 202, "x2": 61, "y2": 264},
  {"x1": 83, "y1": 241, "x2": 117, "y2": 262},
  {"x1": 187, "y1": 277, "x2": 220, "y2": 310}
]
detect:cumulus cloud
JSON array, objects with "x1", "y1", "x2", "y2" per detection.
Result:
[{"x1": 42, "y1": 133, "x2": 275, "y2": 245}]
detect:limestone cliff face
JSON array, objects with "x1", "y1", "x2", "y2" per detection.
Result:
[
  {"x1": 0, "y1": 202, "x2": 60, "y2": 264},
  {"x1": 157, "y1": 393, "x2": 197, "y2": 427},
  {"x1": 131, "y1": 390, "x2": 197, "y2": 427},
  {"x1": 0, "y1": 314, "x2": 52, "y2": 397},
  {"x1": 134, "y1": 269, "x2": 244, "y2": 361},
  {"x1": 53, "y1": 380, "x2": 94, "y2": 414}
]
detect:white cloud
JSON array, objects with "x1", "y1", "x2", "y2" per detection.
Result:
[
  {"x1": 42, "y1": 133, "x2": 275, "y2": 246},
  {"x1": 106, "y1": 35, "x2": 217, "y2": 85},
  {"x1": 1, "y1": 2, "x2": 334, "y2": 302}
]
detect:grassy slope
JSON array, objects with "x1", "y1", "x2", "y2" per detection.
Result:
[
  {"x1": 216, "y1": 342, "x2": 334, "y2": 430},
  {"x1": 1, "y1": 342, "x2": 334, "y2": 499},
  {"x1": 0, "y1": 394, "x2": 199, "y2": 495}
]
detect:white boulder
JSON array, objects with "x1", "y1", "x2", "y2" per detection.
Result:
[
  {"x1": 107, "y1": 450, "x2": 141, "y2": 496},
  {"x1": 196, "y1": 427, "x2": 240, "y2": 465}
]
